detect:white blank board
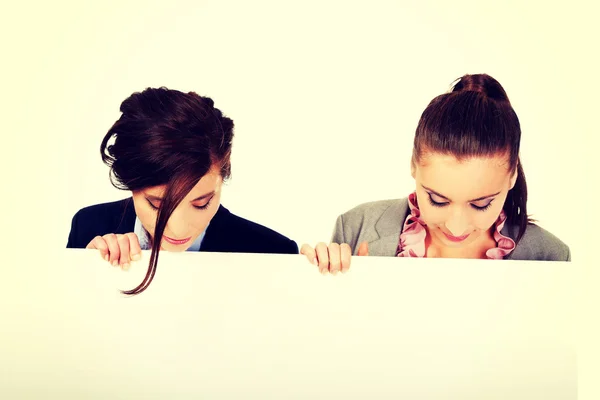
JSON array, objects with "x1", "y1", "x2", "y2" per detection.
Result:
[{"x1": 2, "y1": 250, "x2": 577, "y2": 399}]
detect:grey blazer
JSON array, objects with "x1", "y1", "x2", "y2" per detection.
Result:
[{"x1": 331, "y1": 198, "x2": 571, "y2": 261}]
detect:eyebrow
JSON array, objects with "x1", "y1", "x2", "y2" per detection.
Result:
[
  {"x1": 146, "y1": 191, "x2": 215, "y2": 202},
  {"x1": 421, "y1": 185, "x2": 500, "y2": 202}
]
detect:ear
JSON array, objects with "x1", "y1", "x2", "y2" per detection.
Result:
[{"x1": 410, "y1": 160, "x2": 416, "y2": 179}]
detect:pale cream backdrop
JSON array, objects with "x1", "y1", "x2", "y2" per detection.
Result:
[{"x1": 1, "y1": 0, "x2": 598, "y2": 398}]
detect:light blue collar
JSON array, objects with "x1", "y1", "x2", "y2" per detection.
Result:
[{"x1": 133, "y1": 217, "x2": 208, "y2": 251}]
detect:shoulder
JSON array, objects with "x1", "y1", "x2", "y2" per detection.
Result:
[
  {"x1": 339, "y1": 198, "x2": 408, "y2": 222},
  {"x1": 507, "y1": 223, "x2": 571, "y2": 261},
  {"x1": 67, "y1": 198, "x2": 135, "y2": 248},
  {"x1": 72, "y1": 198, "x2": 132, "y2": 220},
  {"x1": 337, "y1": 198, "x2": 409, "y2": 230},
  {"x1": 331, "y1": 198, "x2": 408, "y2": 248},
  {"x1": 205, "y1": 206, "x2": 298, "y2": 254},
  {"x1": 222, "y1": 208, "x2": 292, "y2": 240}
]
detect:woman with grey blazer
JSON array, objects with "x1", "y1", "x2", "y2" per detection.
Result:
[{"x1": 301, "y1": 73, "x2": 570, "y2": 273}]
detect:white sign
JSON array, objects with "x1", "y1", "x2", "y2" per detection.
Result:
[{"x1": 1, "y1": 250, "x2": 577, "y2": 399}]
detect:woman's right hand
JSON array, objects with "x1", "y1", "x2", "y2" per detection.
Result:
[
  {"x1": 300, "y1": 241, "x2": 369, "y2": 274},
  {"x1": 86, "y1": 233, "x2": 142, "y2": 270}
]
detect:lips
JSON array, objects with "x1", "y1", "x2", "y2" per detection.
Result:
[
  {"x1": 443, "y1": 232, "x2": 470, "y2": 242},
  {"x1": 163, "y1": 235, "x2": 191, "y2": 245}
]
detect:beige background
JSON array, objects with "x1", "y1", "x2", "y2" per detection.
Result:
[{"x1": 1, "y1": 0, "x2": 597, "y2": 398}]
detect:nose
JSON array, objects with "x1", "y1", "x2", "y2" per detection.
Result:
[
  {"x1": 165, "y1": 208, "x2": 190, "y2": 239},
  {"x1": 444, "y1": 207, "x2": 470, "y2": 237}
]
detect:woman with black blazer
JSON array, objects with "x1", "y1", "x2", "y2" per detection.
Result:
[{"x1": 67, "y1": 87, "x2": 297, "y2": 295}]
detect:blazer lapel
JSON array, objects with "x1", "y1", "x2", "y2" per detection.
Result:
[
  {"x1": 500, "y1": 221, "x2": 526, "y2": 260},
  {"x1": 366, "y1": 198, "x2": 409, "y2": 257}
]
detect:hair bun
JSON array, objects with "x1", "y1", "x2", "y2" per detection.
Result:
[
  {"x1": 198, "y1": 95, "x2": 215, "y2": 109},
  {"x1": 452, "y1": 74, "x2": 510, "y2": 103}
]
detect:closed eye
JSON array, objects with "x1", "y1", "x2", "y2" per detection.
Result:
[
  {"x1": 471, "y1": 201, "x2": 493, "y2": 211},
  {"x1": 146, "y1": 199, "x2": 159, "y2": 210},
  {"x1": 193, "y1": 196, "x2": 213, "y2": 210},
  {"x1": 427, "y1": 193, "x2": 449, "y2": 207}
]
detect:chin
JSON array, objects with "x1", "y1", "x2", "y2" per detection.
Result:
[{"x1": 171, "y1": 247, "x2": 189, "y2": 253}]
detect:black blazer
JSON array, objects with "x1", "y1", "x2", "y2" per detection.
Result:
[{"x1": 66, "y1": 198, "x2": 299, "y2": 254}]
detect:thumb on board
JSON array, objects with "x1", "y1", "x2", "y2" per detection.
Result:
[{"x1": 357, "y1": 241, "x2": 369, "y2": 256}]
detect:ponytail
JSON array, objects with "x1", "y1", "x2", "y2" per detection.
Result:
[{"x1": 503, "y1": 157, "x2": 532, "y2": 244}]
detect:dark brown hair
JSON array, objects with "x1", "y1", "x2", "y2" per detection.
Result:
[
  {"x1": 100, "y1": 87, "x2": 234, "y2": 295},
  {"x1": 412, "y1": 73, "x2": 532, "y2": 243}
]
